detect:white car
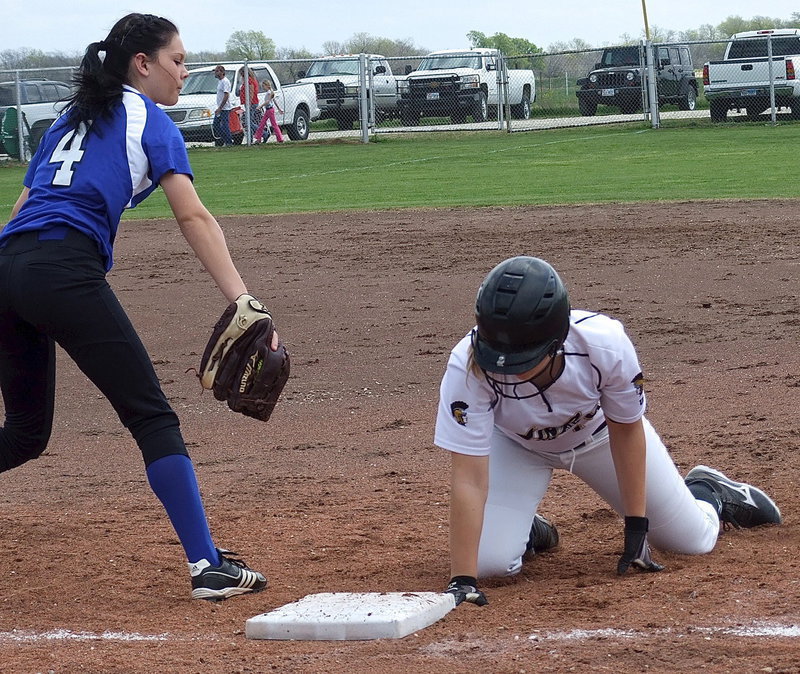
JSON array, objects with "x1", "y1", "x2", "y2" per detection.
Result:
[{"x1": 0, "y1": 79, "x2": 72, "y2": 157}]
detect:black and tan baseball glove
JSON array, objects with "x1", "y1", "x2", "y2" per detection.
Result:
[{"x1": 198, "y1": 294, "x2": 290, "y2": 422}]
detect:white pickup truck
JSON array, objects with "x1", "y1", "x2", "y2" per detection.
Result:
[
  {"x1": 295, "y1": 54, "x2": 400, "y2": 130},
  {"x1": 397, "y1": 48, "x2": 536, "y2": 125},
  {"x1": 703, "y1": 28, "x2": 800, "y2": 121},
  {"x1": 162, "y1": 62, "x2": 320, "y2": 142}
]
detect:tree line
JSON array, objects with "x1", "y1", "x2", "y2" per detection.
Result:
[{"x1": 3, "y1": 14, "x2": 799, "y2": 71}]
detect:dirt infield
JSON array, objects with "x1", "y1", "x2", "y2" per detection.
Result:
[{"x1": 0, "y1": 201, "x2": 798, "y2": 673}]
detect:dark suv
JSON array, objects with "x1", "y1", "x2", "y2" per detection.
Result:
[{"x1": 576, "y1": 44, "x2": 698, "y2": 116}]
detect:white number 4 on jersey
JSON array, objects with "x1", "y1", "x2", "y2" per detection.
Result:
[{"x1": 50, "y1": 123, "x2": 90, "y2": 187}]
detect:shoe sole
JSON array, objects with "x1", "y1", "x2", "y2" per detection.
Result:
[
  {"x1": 530, "y1": 515, "x2": 560, "y2": 554},
  {"x1": 687, "y1": 465, "x2": 782, "y2": 523},
  {"x1": 192, "y1": 584, "x2": 267, "y2": 601}
]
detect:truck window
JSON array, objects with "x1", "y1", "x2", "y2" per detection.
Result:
[
  {"x1": 0, "y1": 84, "x2": 16, "y2": 106},
  {"x1": 305, "y1": 59, "x2": 360, "y2": 76},
  {"x1": 601, "y1": 47, "x2": 640, "y2": 67},
  {"x1": 417, "y1": 55, "x2": 483, "y2": 70},
  {"x1": 680, "y1": 48, "x2": 691, "y2": 65},
  {"x1": 251, "y1": 68, "x2": 270, "y2": 86},
  {"x1": 669, "y1": 48, "x2": 680, "y2": 64},
  {"x1": 658, "y1": 47, "x2": 670, "y2": 66},
  {"x1": 24, "y1": 84, "x2": 42, "y2": 103},
  {"x1": 41, "y1": 83, "x2": 61, "y2": 101},
  {"x1": 728, "y1": 36, "x2": 800, "y2": 59},
  {"x1": 181, "y1": 71, "x2": 221, "y2": 95}
]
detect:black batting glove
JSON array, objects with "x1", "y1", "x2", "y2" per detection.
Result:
[
  {"x1": 445, "y1": 575, "x2": 488, "y2": 606},
  {"x1": 617, "y1": 516, "x2": 665, "y2": 575}
]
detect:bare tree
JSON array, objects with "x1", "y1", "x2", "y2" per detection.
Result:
[
  {"x1": 1, "y1": 48, "x2": 80, "y2": 70},
  {"x1": 322, "y1": 40, "x2": 345, "y2": 56}
]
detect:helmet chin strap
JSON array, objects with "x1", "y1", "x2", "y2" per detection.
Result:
[{"x1": 483, "y1": 349, "x2": 565, "y2": 401}]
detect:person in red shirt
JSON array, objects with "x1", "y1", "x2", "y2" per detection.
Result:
[{"x1": 237, "y1": 66, "x2": 260, "y2": 143}]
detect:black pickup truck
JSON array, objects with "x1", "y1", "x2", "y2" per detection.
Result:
[{"x1": 576, "y1": 44, "x2": 698, "y2": 116}]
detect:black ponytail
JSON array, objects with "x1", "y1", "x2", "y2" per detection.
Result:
[{"x1": 64, "y1": 13, "x2": 178, "y2": 129}]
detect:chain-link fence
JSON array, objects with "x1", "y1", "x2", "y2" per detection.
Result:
[
  {"x1": 2, "y1": 35, "x2": 799, "y2": 160},
  {"x1": 0, "y1": 66, "x2": 75, "y2": 161}
]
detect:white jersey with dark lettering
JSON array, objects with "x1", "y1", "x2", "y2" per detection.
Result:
[{"x1": 434, "y1": 310, "x2": 646, "y2": 456}]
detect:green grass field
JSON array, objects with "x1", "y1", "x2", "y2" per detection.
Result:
[{"x1": 1, "y1": 121, "x2": 798, "y2": 220}]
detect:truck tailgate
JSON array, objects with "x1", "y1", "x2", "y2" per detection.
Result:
[{"x1": 707, "y1": 57, "x2": 788, "y2": 87}]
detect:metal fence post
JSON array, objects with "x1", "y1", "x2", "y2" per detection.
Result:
[
  {"x1": 359, "y1": 53, "x2": 369, "y2": 143},
  {"x1": 502, "y1": 56, "x2": 511, "y2": 132},
  {"x1": 767, "y1": 36, "x2": 777, "y2": 126},
  {"x1": 644, "y1": 40, "x2": 660, "y2": 129},
  {"x1": 367, "y1": 56, "x2": 376, "y2": 131},
  {"x1": 242, "y1": 60, "x2": 251, "y2": 146},
  {"x1": 14, "y1": 71, "x2": 29, "y2": 161}
]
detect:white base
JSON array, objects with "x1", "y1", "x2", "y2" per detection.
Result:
[{"x1": 245, "y1": 591, "x2": 456, "y2": 640}]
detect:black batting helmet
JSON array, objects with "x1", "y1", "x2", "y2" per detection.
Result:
[{"x1": 472, "y1": 256, "x2": 570, "y2": 374}]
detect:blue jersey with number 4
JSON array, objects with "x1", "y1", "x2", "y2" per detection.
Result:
[{"x1": 1, "y1": 85, "x2": 192, "y2": 270}]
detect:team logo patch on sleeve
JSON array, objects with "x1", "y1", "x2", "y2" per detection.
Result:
[
  {"x1": 632, "y1": 373, "x2": 645, "y2": 400},
  {"x1": 450, "y1": 401, "x2": 469, "y2": 426}
]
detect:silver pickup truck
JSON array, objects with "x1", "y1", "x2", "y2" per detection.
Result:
[{"x1": 703, "y1": 28, "x2": 800, "y2": 121}]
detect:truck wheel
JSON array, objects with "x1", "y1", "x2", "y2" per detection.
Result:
[
  {"x1": 709, "y1": 100, "x2": 728, "y2": 122},
  {"x1": 743, "y1": 97, "x2": 768, "y2": 120},
  {"x1": 400, "y1": 109, "x2": 420, "y2": 126},
  {"x1": 334, "y1": 112, "x2": 357, "y2": 130},
  {"x1": 471, "y1": 92, "x2": 488, "y2": 122},
  {"x1": 512, "y1": 91, "x2": 531, "y2": 119},
  {"x1": 678, "y1": 85, "x2": 697, "y2": 111},
  {"x1": 790, "y1": 103, "x2": 800, "y2": 119},
  {"x1": 578, "y1": 98, "x2": 597, "y2": 116},
  {"x1": 286, "y1": 107, "x2": 310, "y2": 141}
]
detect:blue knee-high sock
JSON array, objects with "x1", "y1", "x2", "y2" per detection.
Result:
[{"x1": 146, "y1": 454, "x2": 220, "y2": 566}]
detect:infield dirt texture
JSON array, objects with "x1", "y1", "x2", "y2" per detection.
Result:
[{"x1": 0, "y1": 201, "x2": 797, "y2": 672}]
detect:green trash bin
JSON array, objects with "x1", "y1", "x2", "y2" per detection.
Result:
[
  {"x1": 1, "y1": 107, "x2": 20, "y2": 158},
  {"x1": 1, "y1": 107, "x2": 30, "y2": 160}
]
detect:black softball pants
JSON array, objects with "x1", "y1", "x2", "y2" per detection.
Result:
[{"x1": 0, "y1": 229, "x2": 187, "y2": 472}]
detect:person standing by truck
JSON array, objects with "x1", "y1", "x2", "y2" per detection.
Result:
[
  {"x1": 237, "y1": 66, "x2": 261, "y2": 143},
  {"x1": 254, "y1": 79, "x2": 284, "y2": 144},
  {"x1": 213, "y1": 64, "x2": 233, "y2": 146}
]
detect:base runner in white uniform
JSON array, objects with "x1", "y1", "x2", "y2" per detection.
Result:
[{"x1": 437, "y1": 256, "x2": 782, "y2": 606}]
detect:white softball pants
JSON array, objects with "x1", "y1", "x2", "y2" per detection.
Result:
[{"x1": 477, "y1": 417, "x2": 721, "y2": 578}]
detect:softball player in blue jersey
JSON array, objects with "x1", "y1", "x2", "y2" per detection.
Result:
[
  {"x1": 0, "y1": 13, "x2": 267, "y2": 601},
  {"x1": 438, "y1": 257, "x2": 782, "y2": 607}
]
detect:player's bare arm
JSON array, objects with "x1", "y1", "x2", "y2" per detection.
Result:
[
  {"x1": 160, "y1": 171, "x2": 247, "y2": 302},
  {"x1": 607, "y1": 417, "x2": 647, "y2": 517},
  {"x1": 449, "y1": 452, "x2": 489, "y2": 579}
]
